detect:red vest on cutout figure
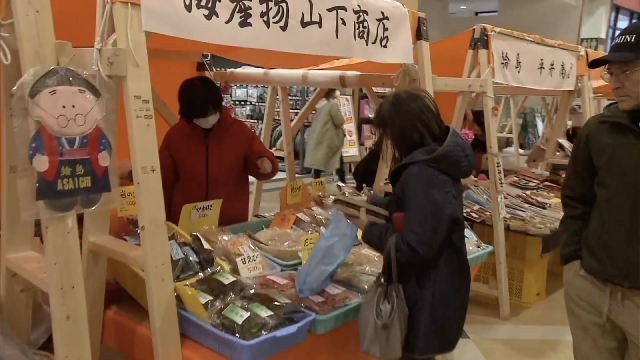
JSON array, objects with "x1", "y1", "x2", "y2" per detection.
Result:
[{"x1": 392, "y1": 213, "x2": 404, "y2": 232}]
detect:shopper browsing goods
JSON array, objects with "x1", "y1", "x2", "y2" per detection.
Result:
[
  {"x1": 561, "y1": 21, "x2": 640, "y2": 360},
  {"x1": 346, "y1": 89, "x2": 474, "y2": 360},
  {"x1": 159, "y1": 76, "x2": 278, "y2": 226},
  {"x1": 304, "y1": 89, "x2": 347, "y2": 183}
]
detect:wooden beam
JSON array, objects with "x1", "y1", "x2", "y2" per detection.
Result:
[
  {"x1": 152, "y1": 88, "x2": 179, "y2": 126},
  {"x1": 249, "y1": 87, "x2": 277, "y2": 216},
  {"x1": 275, "y1": 88, "x2": 325, "y2": 150},
  {"x1": 277, "y1": 87, "x2": 296, "y2": 182}
]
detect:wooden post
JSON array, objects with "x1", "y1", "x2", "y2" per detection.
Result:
[
  {"x1": 1, "y1": 0, "x2": 94, "y2": 358},
  {"x1": 90, "y1": 2, "x2": 183, "y2": 359},
  {"x1": 278, "y1": 86, "x2": 296, "y2": 182},
  {"x1": 249, "y1": 86, "x2": 277, "y2": 217},
  {"x1": 475, "y1": 25, "x2": 511, "y2": 320}
]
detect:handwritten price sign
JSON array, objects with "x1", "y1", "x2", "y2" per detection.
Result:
[
  {"x1": 236, "y1": 252, "x2": 263, "y2": 278},
  {"x1": 117, "y1": 186, "x2": 137, "y2": 217},
  {"x1": 286, "y1": 180, "x2": 304, "y2": 205},
  {"x1": 311, "y1": 178, "x2": 326, "y2": 194},
  {"x1": 270, "y1": 211, "x2": 296, "y2": 229},
  {"x1": 178, "y1": 200, "x2": 223, "y2": 232},
  {"x1": 300, "y1": 232, "x2": 320, "y2": 264}
]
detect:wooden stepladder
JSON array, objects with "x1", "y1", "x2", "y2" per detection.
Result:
[
  {"x1": 2, "y1": 0, "x2": 183, "y2": 359},
  {"x1": 1, "y1": 0, "x2": 93, "y2": 358}
]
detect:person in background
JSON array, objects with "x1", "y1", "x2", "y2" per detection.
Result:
[
  {"x1": 159, "y1": 76, "x2": 279, "y2": 226},
  {"x1": 461, "y1": 108, "x2": 487, "y2": 176},
  {"x1": 304, "y1": 89, "x2": 346, "y2": 183},
  {"x1": 346, "y1": 89, "x2": 473, "y2": 360},
  {"x1": 560, "y1": 22, "x2": 640, "y2": 360}
]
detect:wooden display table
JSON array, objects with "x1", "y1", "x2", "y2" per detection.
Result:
[{"x1": 102, "y1": 298, "x2": 374, "y2": 360}]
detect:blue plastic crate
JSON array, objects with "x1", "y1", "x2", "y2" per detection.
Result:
[
  {"x1": 178, "y1": 308, "x2": 316, "y2": 360},
  {"x1": 468, "y1": 245, "x2": 494, "y2": 268}
]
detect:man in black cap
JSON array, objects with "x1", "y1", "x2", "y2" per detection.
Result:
[{"x1": 560, "y1": 21, "x2": 640, "y2": 360}]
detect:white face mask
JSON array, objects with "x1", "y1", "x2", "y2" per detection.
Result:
[{"x1": 194, "y1": 113, "x2": 219, "y2": 129}]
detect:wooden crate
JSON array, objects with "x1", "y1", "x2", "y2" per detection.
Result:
[{"x1": 472, "y1": 223, "x2": 549, "y2": 306}]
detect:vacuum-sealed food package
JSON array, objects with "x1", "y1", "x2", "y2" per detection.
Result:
[
  {"x1": 287, "y1": 282, "x2": 361, "y2": 315},
  {"x1": 333, "y1": 245, "x2": 382, "y2": 292},
  {"x1": 215, "y1": 233, "x2": 268, "y2": 277},
  {"x1": 211, "y1": 300, "x2": 271, "y2": 340},
  {"x1": 253, "y1": 273, "x2": 296, "y2": 292},
  {"x1": 252, "y1": 228, "x2": 304, "y2": 262}
]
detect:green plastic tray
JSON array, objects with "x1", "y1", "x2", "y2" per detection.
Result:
[
  {"x1": 309, "y1": 301, "x2": 362, "y2": 335},
  {"x1": 226, "y1": 218, "x2": 302, "y2": 269},
  {"x1": 468, "y1": 245, "x2": 494, "y2": 268}
]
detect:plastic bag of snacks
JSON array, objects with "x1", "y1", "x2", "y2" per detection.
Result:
[
  {"x1": 253, "y1": 273, "x2": 296, "y2": 292},
  {"x1": 214, "y1": 233, "x2": 269, "y2": 278},
  {"x1": 333, "y1": 245, "x2": 382, "y2": 293}
]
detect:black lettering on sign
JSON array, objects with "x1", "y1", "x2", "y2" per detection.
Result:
[
  {"x1": 501, "y1": 51, "x2": 510, "y2": 69},
  {"x1": 300, "y1": 0, "x2": 322, "y2": 29},
  {"x1": 515, "y1": 53, "x2": 522, "y2": 74},
  {"x1": 373, "y1": 11, "x2": 390, "y2": 48},
  {"x1": 289, "y1": 182, "x2": 302, "y2": 194},
  {"x1": 226, "y1": 0, "x2": 253, "y2": 28},
  {"x1": 549, "y1": 60, "x2": 556, "y2": 77},
  {"x1": 353, "y1": 5, "x2": 370, "y2": 46},
  {"x1": 560, "y1": 61, "x2": 567, "y2": 79},
  {"x1": 538, "y1": 59, "x2": 545, "y2": 76},
  {"x1": 184, "y1": 0, "x2": 222, "y2": 21},
  {"x1": 259, "y1": 0, "x2": 289, "y2": 31},
  {"x1": 327, "y1": 6, "x2": 347, "y2": 39}
]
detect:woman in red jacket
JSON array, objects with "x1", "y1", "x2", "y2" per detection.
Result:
[{"x1": 159, "y1": 76, "x2": 279, "y2": 226}]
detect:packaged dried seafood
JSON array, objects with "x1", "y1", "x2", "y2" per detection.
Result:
[
  {"x1": 214, "y1": 233, "x2": 268, "y2": 277},
  {"x1": 254, "y1": 273, "x2": 296, "y2": 292},
  {"x1": 333, "y1": 245, "x2": 382, "y2": 292}
]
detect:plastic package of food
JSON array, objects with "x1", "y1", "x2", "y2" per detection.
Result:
[
  {"x1": 196, "y1": 225, "x2": 233, "y2": 250},
  {"x1": 253, "y1": 273, "x2": 296, "y2": 292},
  {"x1": 293, "y1": 207, "x2": 330, "y2": 234},
  {"x1": 286, "y1": 292, "x2": 334, "y2": 315},
  {"x1": 189, "y1": 233, "x2": 217, "y2": 271},
  {"x1": 211, "y1": 299, "x2": 271, "y2": 340},
  {"x1": 286, "y1": 283, "x2": 361, "y2": 315},
  {"x1": 464, "y1": 222, "x2": 484, "y2": 254},
  {"x1": 215, "y1": 233, "x2": 269, "y2": 277},
  {"x1": 242, "y1": 290, "x2": 307, "y2": 332},
  {"x1": 192, "y1": 270, "x2": 249, "y2": 302},
  {"x1": 170, "y1": 239, "x2": 202, "y2": 282},
  {"x1": 253, "y1": 229, "x2": 305, "y2": 250},
  {"x1": 333, "y1": 245, "x2": 382, "y2": 292}
]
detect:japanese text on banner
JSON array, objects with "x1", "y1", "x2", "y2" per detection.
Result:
[
  {"x1": 491, "y1": 32, "x2": 578, "y2": 90},
  {"x1": 142, "y1": 0, "x2": 414, "y2": 64}
]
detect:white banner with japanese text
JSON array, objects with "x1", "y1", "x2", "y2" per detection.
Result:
[
  {"x1": 338, "y1": 96, "x2": 359, "y2": 158},
  {"x1": 142, "y1": 0, "x2": 414, "y2": 64},
  {"x1": 490, "y1": 33, "x2": 579, "y2": 90}
]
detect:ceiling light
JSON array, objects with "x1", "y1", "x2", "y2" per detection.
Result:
[{"x1": 460, "y1": 5, "x2": 467, "y2": 8}]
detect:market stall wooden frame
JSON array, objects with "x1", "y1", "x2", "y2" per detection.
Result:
[
  {"x1": 447, "y1": 25, "x2": 586, "y2": 319},
  {"x1": 1, "y1": 0, "x2": 439, "y2": 359}
]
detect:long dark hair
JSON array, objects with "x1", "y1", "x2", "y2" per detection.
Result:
[{"x1": 373, "y1": 89, "x2": 447, "y2": 165}]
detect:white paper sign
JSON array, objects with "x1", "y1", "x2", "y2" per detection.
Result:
[
  {"x1": 490, "y1": 33, "x2": 578, "y2": 90},
  {"x1": 339, "y1": 96, "x2": 360, "y2": 157},
  {"x1": 142, "y1": 0, "x2": 414, "y2": 64}
]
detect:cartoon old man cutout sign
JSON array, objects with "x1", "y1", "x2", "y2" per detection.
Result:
[{"x1": 27, "y1": 67, "x2": 112, "y2": 213}]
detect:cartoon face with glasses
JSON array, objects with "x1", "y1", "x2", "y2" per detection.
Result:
[{"x1": 27, "y1": 67, "x2": 112, "y2": 213}]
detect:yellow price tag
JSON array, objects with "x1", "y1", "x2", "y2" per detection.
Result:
[
  {"x1": 300, "y1": 232, "x2": 319, "y2": 264},
  {"x1": 357, "y1": 229, "x2": 362, "y2": 241},
  {"x1": 117, "y1": 186, "x2": 137, "y2": 217},
  {"x1": 311, "y1": 178, "x2": 326, "y2": 194},
  {"x1": 178, "y1": 200, "x2": 223, "y2": 233},
  {"x1": 552, "y1": 198, "x2": 561, "y2": 204},
  {"x1": 286, "y1": 180, "x2": 304, "y2": 205}
]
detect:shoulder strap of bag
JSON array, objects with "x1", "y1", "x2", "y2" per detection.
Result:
[{"x1": 384, "y1": 234, "x2": 400, "y2": 284}]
